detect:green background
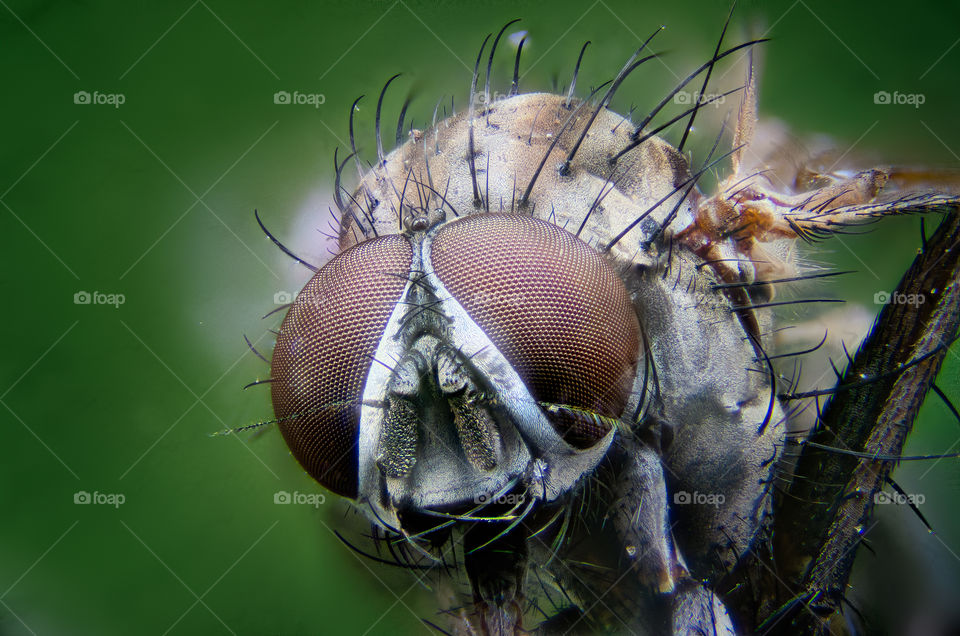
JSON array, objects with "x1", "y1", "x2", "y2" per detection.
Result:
[{"x1": 2, "y1": 0, "x2": 959, "y2": 634}]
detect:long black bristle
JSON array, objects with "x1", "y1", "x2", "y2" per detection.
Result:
[
  {"x1": 613, "y1": 38, "x2": 769, "y2": 165},
  {"x1": 749, "y1": 330, "x2": 777, "y2": 435},
  {"x1": 560, "y1": 27, "x2": 662, "y2": 174},
  {"x1": 254, "y1": 210, "x2": 318, "y2": 272},
  {"x1": 334, "y1": 148, "x2": 370, "y2": 238},
  {"x1": 468, "y1": 33, "x2": 493, "y2": 208},
  {"x1": 520, "y1": 81, "x2": 610, "y2": 208},
  {"x1": 375, "y1": 73, "x2": 402, "y2": 166},
  {"x1": 780, "y1": 344, "x2": 953, "y2": 401},
  {"x1": 766, "y1": 331, "x2": 829, "y2": 362},
  {"x1": 711, "y1": 270, "x2": 854, "y2": 291},
  {"x1": 931, "y1": 383, "x2": 960, "y2": 426},
  {"x1": 348, "y1": 95, "x2": 364, "y2": 176},
  {"x1": 620, "y1": 85, "x2": 744, "y2": 161},
  {"x1": 801, "y1": 440, "x2": 960, "y2": 463},
  {"x1": 395, "y1": 95, "x2": 412, "y2": 149},
  {"x1": 485, "y1": 19, "x2": 521, "y2": 113},
  {"x1": 729, "y1": 298, "x2": 845, "y2": 312},
  {"x1": 242, "y1": 378, "x2": 274, "y2": 390},
  {"x1": 564, "y1": 41, "x2": 591, "y2": 109},
  {"x1": 332, "y1": 146, "x2": 349, "y2": 214},
  {"x1": 510, "y1": 35, "x2": 526, "y2": 96},
  {"x1": 647, "y1": 116, "x2": 729, "y2": 244},
  {"x1": 887, "y1": 477, "x2": 934, "y2": 531},
  {"x1": 605, "y1": 143, "x2": 743, "y2": 251},
  {"x1": 677, "y1": 1, "x2": 736, "y2": 152}
]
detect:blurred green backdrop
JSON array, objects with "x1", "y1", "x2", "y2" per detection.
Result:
[{"x1": 2, "y1": 0, "x2": 959, "y2": 634}]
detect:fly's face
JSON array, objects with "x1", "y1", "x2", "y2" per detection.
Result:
[
  {"x1": 271, "y1": 210, "x2": 642, "y2": 529},
  {"x1": 256, "y1": 16, "x2": 960, "y2": 636}
]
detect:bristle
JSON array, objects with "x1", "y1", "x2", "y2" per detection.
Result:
[
  {"x1": 765, "y1": 331, "x2": 828, "y2": 362},
  {"x1": 931, "y1": 384, "x2": 960, "y2": 426},
  {"x1": 605, "y1": 143, "x2": 742, "y2": 251},
  {"x1": 348, "y1": 95, "x2": 364, "y2": 177},
  {"x1": 510, "y1": 35, "x2": 526, "y2": 97},
  {"x1": 520, "y1": 82, "x2": 610, "y2": 207},
  {"x1": 560, "y1": 26, "x2": 661, "y2": 175},
  {"x1": 564, "y1": 41, "x2": 591, "y2": 109},
  {"x1": 243, "y1": 333, "x2": 269, "y2": 364},
  {"x1": 254, "y1": 210, "x2": 318, "y2": 272},
  {"x1": 485, "y1": 19, "x2": 521, "y2": 117},
  {"x1": 729, "y1": 298, "x2": 845, "y2": 311},
  {"x1": 395, "y1": 95, "x2": 412, "y2": 149},
  {"x1": 677, "y1": 1, "x2": 736, "y2": 152},
  {"x1": 711, "y1": 270, "x2": 854, "y2": 291},
  {"x1": 468, "y1": 33, "x2": 492, "y2": 208},
  {"x1": 618, "y1": 85, "x2": 744, "y2": 162},
  {"x1": 613, "y1": 38, "x2": 769, "y2": 165},
  {"x1": 780, "y1": 343, "x2": 954, "y2": 401},
  {"x1": 375, "y1": 73, "x2": 402, "y2": 166},
  {"x1": 647, "y1": 116, "x2": 729, "y2": 244}
]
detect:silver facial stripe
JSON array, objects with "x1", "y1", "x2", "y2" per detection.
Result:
[
  {"x1": 357, "y1": 263, "x2": 416, "y2": 530},
  {"x1": 358, "y1": 229, "x2": 530, "y2": 525},
  {"x1": 420, "y1": 224, "x2": 618, "y2": 502}
]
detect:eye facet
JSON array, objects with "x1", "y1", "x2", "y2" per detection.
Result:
[
  {"x1": 271, "y1": 235, "x2": 412, "y2": 498},
  {"x1": 429, "y1": 214, "x2": 640, "y2": 447}
]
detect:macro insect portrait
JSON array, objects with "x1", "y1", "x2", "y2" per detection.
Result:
[
  {"x1": 251, "y1": 5, "x2": 960, "y2": 636},
  {"x1": 4, "y1": 2, "x2": 960, "y2": 636}
]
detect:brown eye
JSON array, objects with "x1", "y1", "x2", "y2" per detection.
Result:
[
  {"x1": 429, "y1": 214, "x2": 640, "y2": 448},
  {"x1": 271, "y1": 235, "x2": 412, "y2": 498}
]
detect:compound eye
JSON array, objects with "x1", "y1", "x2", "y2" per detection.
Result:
[
  {"x1": 430, "y1": 214, "x2": 640, "y2": 448},
  {"x1": 271, "y1": 235, "x2": 412, "y2": 498}
]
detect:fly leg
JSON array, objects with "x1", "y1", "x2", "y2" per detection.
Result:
[
  {"x1": 613, "y1": 433, "x2": 741, "y2": 634},
  {"x1": 611, "y1": 433, "x2": 683, "y2": 595}
]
